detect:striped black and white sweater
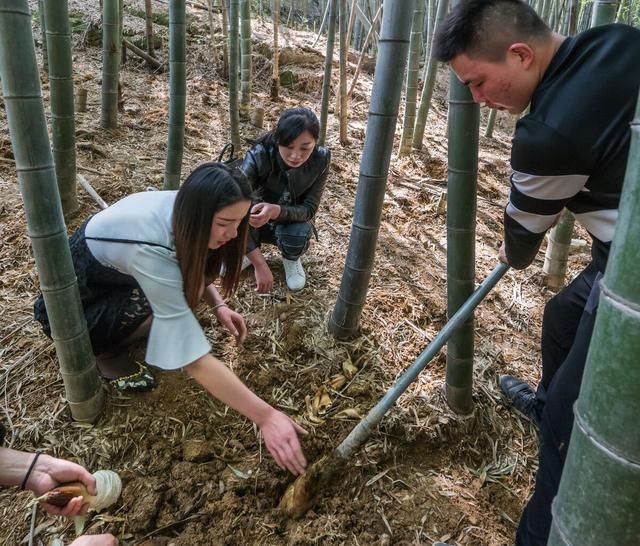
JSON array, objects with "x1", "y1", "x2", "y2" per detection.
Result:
[{"x1": 505, "y1": 23, "x2": 640, "y2": 272}]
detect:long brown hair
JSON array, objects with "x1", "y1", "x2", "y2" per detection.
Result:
[{"x1": 173, "y1": 162, "x2": 252, "y2": 309}]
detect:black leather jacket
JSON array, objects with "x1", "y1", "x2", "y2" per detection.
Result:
[{"x1": 240, "y1": 142, "x2": 331, "y2": 223}]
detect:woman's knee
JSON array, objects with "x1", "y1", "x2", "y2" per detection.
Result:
[{"x1": 275, "y1": 223, "x2": 312, "y2": 259}]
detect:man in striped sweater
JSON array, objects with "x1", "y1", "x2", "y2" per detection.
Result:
[{"x1": 433, "y1": 1, "x2": 640, "y2": 545}]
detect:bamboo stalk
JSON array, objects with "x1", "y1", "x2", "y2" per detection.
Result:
[
  {"x1": 547, "y1": 91, "x2": 640, "y2": 546},
  {"x1": 399, "y1": 1, "x2": 425, "y2": 155},
  {"x1": 144, "y1": 0, "x2": 155, "y2": 59},
  {"x1": 163, "y1": 0, "x2": 187, "y2": 190},
  {"x1": 271, "y1": 0, "x2": 280, "y2": 99},
  {"x1": 44, "y1": 0, "x2": 78, "y2": 217},
  {"x1": 328, "y1": 0, "x2": 414, "y2": 339},
  {"x1": 0, "y1": 0, "x2": 105, "y2": 422},
  {"x1": 444, "y1": 35, "x2": 481, "y2": 414},
  {"x1": 101, "y1": 0, "x2": 120, "y2": 128},
  {"x1": 346, "y1": 3, "x2": 382, "y2": 98},
  {"x1": 338, "y1": 0, "x2": 349, "y2": 145},
  {"x1": 228, "y1": 0, "x2": 241, "y2": 150},
  {"x1": 412, "y1": 0, "x2": 449, "y2": 150},
  {"x1": 239, "y1": 0, "x2": 252, "y2": 119},
  {"x1": 319, "y1": 0, "x2": 337, "y2": 146}
]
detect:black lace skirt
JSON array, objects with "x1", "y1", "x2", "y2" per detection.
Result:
[{"x1": 33, "y1": 221, "x2": 151, "y2": 356}]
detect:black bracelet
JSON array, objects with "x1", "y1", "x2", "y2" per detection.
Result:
[{"x1": 21, "y1": 452, "x2": 42, "y2": 491}]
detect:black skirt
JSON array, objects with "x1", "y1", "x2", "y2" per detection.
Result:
[{"x1": 33, "y1": 220, "x2": 152, "y2": 355}]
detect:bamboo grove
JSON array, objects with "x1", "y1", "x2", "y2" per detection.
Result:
[{"x1": 0, "y1": 1, "x2": 639, "y2": 544}]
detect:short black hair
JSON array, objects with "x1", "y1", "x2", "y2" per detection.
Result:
[
  {"x1": 433, "y1": 0, "x2": 551, "y2": 62},
  {"x1": 257, "y1": 107, "x2": 320, "y2": 147}
]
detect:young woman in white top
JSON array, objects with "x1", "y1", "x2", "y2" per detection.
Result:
[{"x1": 34, "y1": 163, "x2": 307, "y2": 475}]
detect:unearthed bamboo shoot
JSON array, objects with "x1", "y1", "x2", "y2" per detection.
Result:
[{"x1": 39, "y1": 470, "x2": 122, "y2": 512}]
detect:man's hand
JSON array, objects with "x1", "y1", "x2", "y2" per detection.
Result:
[
  {"x1": 214, "y1": 305, "x2": 247, "y2": 345},
  {"x1": 29, "y1": 454, "x2": 96, "y2": 517},
  {"x1": 249, "y1": 202, "x2": 280, "y2": 228},
  {"x1": 499, "y1": 242, "x2": 508, "y2": 264}
]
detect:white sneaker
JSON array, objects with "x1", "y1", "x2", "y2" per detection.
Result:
[{"x1": 282, "y1": 257, "x2": 306, "y2": 291}]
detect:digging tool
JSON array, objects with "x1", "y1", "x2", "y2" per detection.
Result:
[{"x1": 280, "y1": 262, "x2": 510, "y2": 518}]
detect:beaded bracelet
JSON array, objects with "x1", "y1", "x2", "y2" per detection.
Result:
[
  {"x1": 21, "y1": 452, "x2": 42, "y2": 491},
  {"x1": 212, "y1": 302, "x2": 228, "y2": 312}
]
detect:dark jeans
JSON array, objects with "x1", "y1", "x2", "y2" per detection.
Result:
[
  {"x1": 248, "y1": 221, "x2": 313, "y2": 260},
  {"x1": 516, "y1": 263, "x2": 602, "y2": 546}
]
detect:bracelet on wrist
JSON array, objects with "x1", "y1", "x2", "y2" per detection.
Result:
[
  {"x1": 212, "y1": 302, "x2": 228, "y2": 313},
  {"x1": 21, "y1": 452, "x2": 42, "y2": 491}
]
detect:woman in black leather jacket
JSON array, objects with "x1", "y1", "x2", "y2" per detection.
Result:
[{"x1": 240, "y1": 107, "x2": 331, "y2": 292}]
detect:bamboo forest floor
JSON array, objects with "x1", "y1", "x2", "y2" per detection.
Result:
[{"x1": 0, "y1": 2, "x2": 593, "y2": 545}]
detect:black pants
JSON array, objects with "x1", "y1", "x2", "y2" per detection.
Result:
[
  {"x1": 516, "y1": 262, "x2": 602, "y2": 546},
  {"x1": 248, "y1": 221, "x2": 313, "y2": 260},
  {"x1": 33, "y1": 221, "x2": 152, "y2": 356}
]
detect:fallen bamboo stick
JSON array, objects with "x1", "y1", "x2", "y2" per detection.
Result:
[
  {"x1": 78, "y1": 174, "x2": 109, "y2": 209},
  {"x1": 124, "y1": 39, "x2": 164, "y2": 70}
]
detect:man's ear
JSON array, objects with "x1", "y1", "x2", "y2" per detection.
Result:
[{"x1": 508, "y1": 42, "x2": 535, "y2": 69}]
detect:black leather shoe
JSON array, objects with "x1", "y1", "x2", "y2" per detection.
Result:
[{"x1": 499, "y1": 375, "x2": 541, "y2": 427}]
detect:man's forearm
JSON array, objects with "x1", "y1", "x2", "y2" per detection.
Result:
[{"x1": 0, "y1": 447, "x2": 33, "y2": 487}]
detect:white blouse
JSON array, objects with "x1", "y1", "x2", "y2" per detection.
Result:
[{"x1": 85, "y1": 191, "x2": 210, "y2": 370}]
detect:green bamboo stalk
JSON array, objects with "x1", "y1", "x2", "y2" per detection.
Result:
[
  {"x1": 163, "y1": 0, "x2": 186, "y2": 190},
  {"x1": 0, "y1": 0, "x2": 105, "y2": 422},
  {"x1": 484, "y1": 107, "x2": 497, "y2": 138},
  {"x1": 423, "y1": 0, "x2": 435, "y2": 60},
  {"x1": 412, "y1": 0, "x2": 449, "y2": 151},
  {"x1": 591, "y1": 0, "x2": 619, "y2": 25},
  {"x1": 543, "y1": 209, "x2": 576, "y2": 291},
  {"x1": 271, "y1": 0, "x2": 280, "y2": 99},
  {"x1": 338, "y1": 0, "x2": 349, "y2": 145},
  {"x1": 239, "y1": 0, "x2": 252, "y2": 119},
  {"x1": 228, "y1": 0, "x2": 241, "y2": 151},
  {"x1": 444, "y1": 46, "x2": 480, "y2": 415},
  {"x1": 220, "y1": 0, "x2": 229, "y2": 78},
  {"x1": 43, "y1": 0, "x2": 78, "y2": 217},
  {"x1": 319, "y1": 0, "x2": 337, "y2": 146},
  {"x1": 346, "y1": 2, "x2": 382, "y2": 98},
  {"x1": 145, "y1": 0, "x2": 155, "y2": 59},
  {"x1": 399, "y1": 1, "x2": 425, "y2": 156},
  {"x1": 547, "y1": 91, "x2": 640, "y2": 546},
  {"x1": 346, "y1": 0, "x2": 358, "y2": 48},
  {"x1": 578, "y1": 1, "x2": 593, "y2": 32},
  {"x1": 328, "y1": 0, "x2": 415, "y2": 339},
  {"x1": 37, "y1": 0, "x2": 48, "y2": 74},
  {"x1": 118, "y1": 0, "x2": 125, "y2": 69},
  {"x1": 563, "y1": 0, "x2": 579, "y2": 36},
  {"x1": 101, "y1": 0, "x2": 120, "y2": 128}
]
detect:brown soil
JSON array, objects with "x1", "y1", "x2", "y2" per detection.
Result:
[{"x1": 0, "y1": 2, "x2": 592, "y2": 545}]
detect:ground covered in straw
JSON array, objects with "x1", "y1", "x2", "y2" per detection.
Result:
[{"x1": 0, "y1": 3, "x2": 592, "y2": 545}]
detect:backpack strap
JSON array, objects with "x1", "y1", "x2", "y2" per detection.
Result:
[{"x1": 85, "y1": 236, "x2": 173, "y2": 252}]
